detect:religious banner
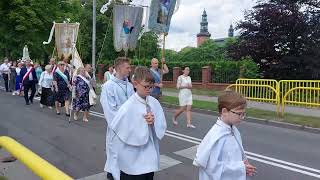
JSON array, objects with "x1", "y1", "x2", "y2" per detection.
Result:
[
  {"x1": 113, "y1": 5, "x2": 144, "y2": 52},
  {"x1": 54, "y1": 23, "x2": 80, "y2": 61},
  {"x1": 148, "y1": 0, "x2": 177, "y2": 34},
  {"x1": 43, "y1": 22, "x2": 84, "y2": 76}
]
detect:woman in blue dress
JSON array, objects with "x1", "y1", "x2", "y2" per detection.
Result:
[
  {"x1": 15, "y1": 62, "x2": 22, "y2": 94},
  {"x1": 72, "y1": 67, "x2": 90, "y2": 122},
  {"x1": 53, "y1": 61, "x2": 71, "y2": 116}
]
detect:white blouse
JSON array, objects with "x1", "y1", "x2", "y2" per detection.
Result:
[{"x1": 38, "y1": 71, "x2": 53, "y2": 88}]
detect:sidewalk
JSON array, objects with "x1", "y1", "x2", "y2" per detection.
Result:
[
  {"x1": 0, "y1": 150, "x2": 39, "y2": 180},
  {"x1": 162, "y1": 91, "x2": 320, "y2": 118}
]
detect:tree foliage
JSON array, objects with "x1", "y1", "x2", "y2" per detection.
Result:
[
  {"x1": 0, "y1": 0, "x2": 160, "y2": 65},
  {"x1": 229, "y1": 0, "x2": 320, "y2": 79}
]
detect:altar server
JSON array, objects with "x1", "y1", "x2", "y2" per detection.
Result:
[
  {"x1": 193, "y1": 90, "x2": 256, "y2": 180},
  {"x1": 100, "y1": 57, "x2": 135, "y2": 180},
  {"x1": 110, "y1": 66, "x2": 167, "y2": 180}
]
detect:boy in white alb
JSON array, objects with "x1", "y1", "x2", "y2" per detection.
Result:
[
  {"x1": 193, "y1": 90, "x2": 256, "y2": 180},
  {"x1": 110, "y1": 66, "x2": 167, "y2": 180}
]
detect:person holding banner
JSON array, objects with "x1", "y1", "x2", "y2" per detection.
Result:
[
  {"x1": 72, "y1": 67, "x2": 90, "y2": 122},
  {"x1": 20, "y1": 59, "x2": 38, "y2": 105},
  {"x1": 49, "y1": 58, "x2": 57, "y2": 75},
  {"x1": 150, "y1": 57, "x2": 169, "y2": 100},
  {"x1": 53, "y1": 61, "x2": 71, "y2": 116}
]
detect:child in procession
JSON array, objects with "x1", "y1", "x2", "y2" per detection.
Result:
[
  {"x1": 109, "y1": 66, "x2": 167, "y2": 180},
  {"x1": 193, "y1": 90, "x2": 256, "y2": 180}
]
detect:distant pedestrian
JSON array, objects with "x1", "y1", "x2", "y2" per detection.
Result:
[
  {"x1": 104, "y1": 65, "x2": 115, "y2": 82},
  {"x1": 172, "y1": 67, "x2": 195, "y2": 128},
  {"x1": 53, "y1": 61, "x2": 71, "y2": 116},
  {"x1": 15, "y1": 62, "x2": 22, "y2": 94},
  {"x1": 73, "y1": 67, "x2": 91, "y2": 122},
  {"x1": 34, "y1": 63, "x2": 43, "y2": 96},
  {"x1": 38, "y1": 65, "x2": 54, "y2": 108},
  {"x1": 20, "y1": 59, "x2": 38, "y2": 105},
  {"x1": 9, "y1": 61, "x2": 17, "y2": 95},
  {"x1": 0, "y1": 58, "x2": 10, "y2": 92},
  {"x1": 193, "y1": 90, "x2": 256, "y2": 179}
]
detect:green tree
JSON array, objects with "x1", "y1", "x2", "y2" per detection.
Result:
[{"x1": 231, "y1": 0, "x2": 320, "y2": 79}]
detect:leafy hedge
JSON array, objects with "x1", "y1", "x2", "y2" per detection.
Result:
[{"x1": 97, "y1": 56, "x2": 259, "y2": 83}]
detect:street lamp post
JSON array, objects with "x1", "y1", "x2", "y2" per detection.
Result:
[{"x1": 92, "y1": 0, "x2": 96, "y2": 78}]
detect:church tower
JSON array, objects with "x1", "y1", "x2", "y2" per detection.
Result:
[
  {"x1": 197, "y1": 9, "x2": 211, "y2": 47},
  {"x1": 228, "y1": 24, "x2": 234, "y2": 37}
]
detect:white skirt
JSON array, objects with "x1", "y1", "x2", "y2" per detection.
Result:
[{"x1": 178, "y1": 89, "x2": 193, "y2": 106}]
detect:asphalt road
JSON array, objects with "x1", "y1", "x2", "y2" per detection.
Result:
[{"x1": 0, "y1": 88, "x2": 319, "y2": 180}]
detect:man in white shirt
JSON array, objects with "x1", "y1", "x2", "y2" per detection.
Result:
[{"x1": 0, "y1": 58, "x2": 10, "y2": 92}]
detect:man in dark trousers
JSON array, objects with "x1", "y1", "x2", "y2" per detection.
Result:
[{"x1": 20, "y1": 59, "x2": 38, "y2": 105}]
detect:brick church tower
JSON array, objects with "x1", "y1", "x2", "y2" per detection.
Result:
[{"x1": 197, "y1": 9, "x2": 211, "y2": 47}]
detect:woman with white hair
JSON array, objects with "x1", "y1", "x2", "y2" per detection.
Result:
[
  {"x1": 72, "y1": 67, "x2": 90, "y2": 122},
  {"x1": 38, "y1": 65, "x2": 54, "y2": 108}
]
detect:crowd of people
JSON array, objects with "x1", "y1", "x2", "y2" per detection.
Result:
[
  {"x1": 0, "y1": 57, "x2": 96, "y2": 122},
  {"x1": 1, "y1": 56, "x2": 257, "y2": 180}
]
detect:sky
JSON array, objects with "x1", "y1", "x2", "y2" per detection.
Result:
[{"x1": 165, "y1": 0, "x2": 256, "y2": 51}]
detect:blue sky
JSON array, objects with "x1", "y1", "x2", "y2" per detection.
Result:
[{"x1": 165, "y1": 0, "x2": 255, "y2": 51}]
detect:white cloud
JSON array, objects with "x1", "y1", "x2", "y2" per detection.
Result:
[{"x1": 165, "y1": 0, "x2": 256, "y2": 51}]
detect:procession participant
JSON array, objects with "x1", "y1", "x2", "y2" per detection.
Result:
[
  {"x1": 149, "y1": 57, "x2": 169, "y2": 100},
  {"x1": 100, "y1": 57, "x2": 135, "y2": 180},
  {"x1": 104, "y1": 65, "x2": 115, "y2": 83},
  {"x1": 0, "y1": 58, "x2": 10, "y2": 92},
  {"x1": 9, "y1": 61, "x2": 17, "y2": 95},
  {"x1": 49, "y1": 57, "x2": 57, "y2": 75},
  {"x1": 38, "y1": 65, "x2": 54, "y2": 108},
  {"x1": 110, "y1": 66, "x2": 167, "y2": 180},
  {"x1": 20, "y1": 59, "x2": 38, "y2": 105},
  {"x1": 85, "y1": 64, "x2": 96, "y2": 91},
  {"x1": 53, "y1": 61, "x2": 71, "y2": 116},
  {"x1": 73, "y1": 67, "x2": 91, "y2": 122},
  {"x1": 193, "y1": 90, "x2": 256, "y2": 180},
  {"x1": 15, "y1": 62, "x2": 22, "y2": 95},
  {"x1": 34, "y1": 62, "x2": 43, "y2": 96}
]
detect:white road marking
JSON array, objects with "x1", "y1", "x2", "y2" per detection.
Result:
[{"x1": 2, "y1": 86, "x2": 320, "y2": 178}]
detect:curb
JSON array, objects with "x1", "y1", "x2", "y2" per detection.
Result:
[{"x1": 161, "y1": 102, "x2": 320, "y2": 134}]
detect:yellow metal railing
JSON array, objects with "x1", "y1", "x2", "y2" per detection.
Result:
[
  {"x1": 279, "y1": 80, "x2": 320, "y2": 106},
  {"x1": 226, "y1": 83, "x2": 280, "y2": 114},
  {"x1": 281, "y1": 87, "x2": 320, "y2": 116},
  {"x1": 226, "y1": 79, "x2": 320, "y2": 116},
  {"x1": 0, "y1": 136, "x2": 73, "y2": 180}
]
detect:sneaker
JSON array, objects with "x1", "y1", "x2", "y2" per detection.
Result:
[
  {"x1": 40, "y1": 104, "x2": 44, "y2": 108},
  {"x1": 83, "y1": 118, "x2": 89, "y2": 122},
  {"x1": 74, "y1": 113, "x2": 78, "y2": 121},
  {"x1": 187, "y1": 124, "x2": 196, "y2": 128},
  {"x1": 48, "y1": 106, "x2": 53, "y2": 109},
  {"x1": 12, "y1": 92, "x2": 15, "y2": 96},
  {"x1": 172, "y1": 117, "x2": 178, "y2": 126}
]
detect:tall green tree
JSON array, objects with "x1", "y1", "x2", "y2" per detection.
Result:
[
  {"x1": 0, "y1": 0, "x2": 82, "y2": 62},
  {"x1": 230, "y1": 0, "x2": 320, "y2": 79}
]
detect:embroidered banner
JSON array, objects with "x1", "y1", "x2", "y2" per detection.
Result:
[
  {"x1": 148, "y1": 0, "x2": 177, "y2": 34},
  {"x1": 54, "y1": 23, "x2": 80, "y2": 61},
  {"x1": 113, "y1": 5, "x2": 143, "y2": 52}
]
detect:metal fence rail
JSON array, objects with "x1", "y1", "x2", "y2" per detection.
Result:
[
  {"x1": 282, "y1": 87, "x2": 320, "y2": 116},
  {"x1": 0, "y1": 136, "x2": 73, "y2": 180}
]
